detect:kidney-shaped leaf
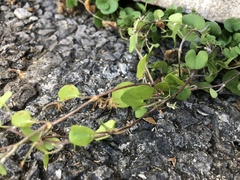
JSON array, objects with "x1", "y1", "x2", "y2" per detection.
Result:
[
  {"x1": 12, "y1": 110, "x2": 35, "y2": 128},
  {"x1": 206, "y1": 21, "x2": 222, "y2": 37},
  {"x1": 69, "y1": 125, "x2": 95, "y2": 147},
  {"x1": 96, "y1": 0, "x2": 118, "y2": 14},
  {"x1": 222, "y1": 70, "x2": 240, "y2": 96},
  {"x1": 153, "y1": 9, "x2": 164, "y2": 20},
  {"x1": 112, "y1": 82, "x2": 134, "y2": 108},
  {"x1": 183, "y1": 14, "x2": 206, "y2": 30},
  {"x1": 224, "y1": 18, "x2": 240, "y2": 32},
  {"x1": 185, "y1": 49, "x2": 208, "y2": 70},
  {"x1": 176, "y1": 88, "x2": 191, "y2": 100},
  {"x1": 58, "y1": 84, "x2": 81, "y2": 102},
  {"x1": 121, "y1": 85, "x2": 155, "y2": 108}
]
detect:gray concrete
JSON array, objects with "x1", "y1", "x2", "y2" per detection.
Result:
[{"x1": 134, "y1": 0, "x2": 240, "y2": 22}]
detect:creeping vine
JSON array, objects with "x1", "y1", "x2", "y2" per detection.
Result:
[{"x1": 0, "y1": 0, "x2": 240, "y2": 175}]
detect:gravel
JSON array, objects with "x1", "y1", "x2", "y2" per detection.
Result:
[{"x1": 0, "y1": 0, "x2": 240, "y2": 179}]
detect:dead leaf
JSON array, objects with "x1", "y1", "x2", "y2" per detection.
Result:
[
  {"x1": 164, "y1": 49, "x2": 178, "y2": 62},
  {"x1": 143, "y1": 117, "x2": 157, "y2": 125},
  {"x1": 57, "y1": 2, "x2": 65, "y2": 14},
  {"x1": 235, "y1": 100, "x2": 240, "y2": 111},
  {"x1": 158, "y1": 109, "x2": 164, "y2": 115},
  {"x1": 156, "y1": 20, "x2": 165, "y2": 29},
  {"x1": 102, "y1": 21, "x2": 117, "y2": 29},
  {"x1": 168, "y1": 157, "x2": 177, "y2": 167},
  {"x1": 84, "y1": 0, "x2": 96, "y2": 13},
  {"x1": 43, "y1": 102, "x2": 63, "y2": 112}
]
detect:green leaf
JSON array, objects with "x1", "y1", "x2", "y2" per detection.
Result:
[
  {"x1": 178, "y1": 14, "x2": 205, "y2": 42},
  {"x1": 209, "y1": 88, "x2": 218, "y2": 98},
  {"x1": 121, "y1": 85, "x2": 155, "y2": 107},
  {"x1": 93, "y1": 11, "x2": 105, "y2": 28},
  {"x1": 151, "y1": 61, "x2": 169, "y2": 74},
  {"x1": 224, "y1": 18, "x2": 240, "y2": 32},
  {"x1": 95, "y1": 119, "x2": 116, "y2": 141},
  {"x1": 222, "y1": 70, "x2": 240, "y2": 95},
  {"x1": 96, "y1": 0, "x2": 118, "y2": 15},
  {"x1": 200, "y1": 34, "x2": 216, "y2": 45},
  {"x1": 0, "y1": 164, "x2": 7, "y2": 176},
  {"x1": 69, "y1": 125, "x2": 95, "y2": 147},
  {"x1": 206, "y1": 21, "x2": 222, "y2": 37},
  {"x1": 205, "y1": 61, "x2": 218, "y2": 82},
  {"x1": 153, "y1": 9, "x2": 164, "y2": 20},
  {"x1": 176, "y1": 88, "x2": 191, "y2": 100},
  {"x1": 182, "y1": 14, "x2": 206, "y2": 30},
  {"x1": 0, "y1": 91, "x2": 12, "y2": 109},
  {"x1": 155, "y1": 81, "x2": 170, "y2": 92},
  {"x1": 129, "y1": 34, "x2": 138, "y2": 53},
  {"x1": 21, "y1": 127, "x2": 40, "y2": 142},
  {"x1": 169, "y1": 13, "x2": 182, "y2": 23},
  {"x1": 185, "y1": 49, "x2": 208, "y2": 70},
  {"x1": 112, "y1": 82, "x2": 134, "y2": 108},
  {"x1": 136, "y1": 54, "x2": 148, "y2": 79},
  {"x1": 230, "y1": 33, "x2": 240, "y2": 46},
  {"x1": 166, "y1": 13, "x2": 182, "y2": 45},
  {"x1": 165, "y1": 73, "x2": 184, "y2": 86},
  {"x1": 224, "y1": 47, "x2": 239, "y2": 58},
  {"x1": 134, "y1": 106, "x2": 148, "y2": 118},
  {"x1": 66, "y1": 0, "x2": 78, "y2": 9},
  {"x1": 35, "y1": 144, "x2": 48, "y2": 154},
  {"x1": 43, "y1": 154, "x2": 49, "y2": 170},
  {"x1": 58, "y1": 84, "x2": 81, "y2": 102},
  {"x1": 11, "y1": 110, "x2": 35, "y2": 128},
  {"x1": 43, "y1": 138, "x2": 60, "y2": 150},
  {"x1": 195, "y1": 82, "x2": 212, "y2": 90},
  {"x1": 134, "y1": 2, "x2": 146, "y2": 12}
]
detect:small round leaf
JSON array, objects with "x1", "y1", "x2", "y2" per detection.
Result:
[
  {"x1": 183, "y1": 14, "x2": 206, "y2": 29},
  {"x1": 69, "y1": 125, "x2": 95, "y2": 147},
  {"x1": 206, "y1": 21, "x2": 222, "y2": 37},
  {"x1": 224, "y1": 18, "x2": 240, "y2": 32},
  {"x1": 153, "y1": 9, "x2": 164, "y2": 20},
  {"x1": 11, "y1": 110, "x2": 35, "y2": 128},
  {"x1": 58, "y1": 84, "x2": 81, "y2": 102},
  {"x1": 96, "y1": 0, "x2": 118, "y2": 15},
  {"x1": 176, "y1": 88, "x2": 191, "y2": 100}
]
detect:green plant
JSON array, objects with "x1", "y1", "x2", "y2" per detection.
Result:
[{"x1": 1, "y1": 1, "x2": 240, "y2": 176}]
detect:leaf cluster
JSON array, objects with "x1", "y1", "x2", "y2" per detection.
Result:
[{"x1": 1, "y1": 1, "x2": 240, "y2": 176}]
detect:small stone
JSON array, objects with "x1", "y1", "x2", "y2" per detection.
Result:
[
  {"x1": 55, "y1": 14, "x2": 65, "y2": 20},
  {"x1": 0, "y1": 5, "x2": 8, "y2": 11},
  {"x1": 14, "y1": 8, "x2": 32, "y2": 20},
  {"x1": 14, "y1": 21, "x2": 24, "y2": 29},
  {"x1": 29, "y1": 16, "x2": 38, "y2": 22}
]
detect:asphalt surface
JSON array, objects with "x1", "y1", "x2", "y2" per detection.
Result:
[{"x1": 0, "y1": 0, "x2": 240, "y2": 179}]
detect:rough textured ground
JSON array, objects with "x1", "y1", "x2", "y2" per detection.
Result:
[{"x1": 0, "y1": 0, "x2": 240, "y2": 179}]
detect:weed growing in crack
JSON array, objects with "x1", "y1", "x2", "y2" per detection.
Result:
[{"x1": 0, "y1": 0, "x2": 240, "y2": 175}]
